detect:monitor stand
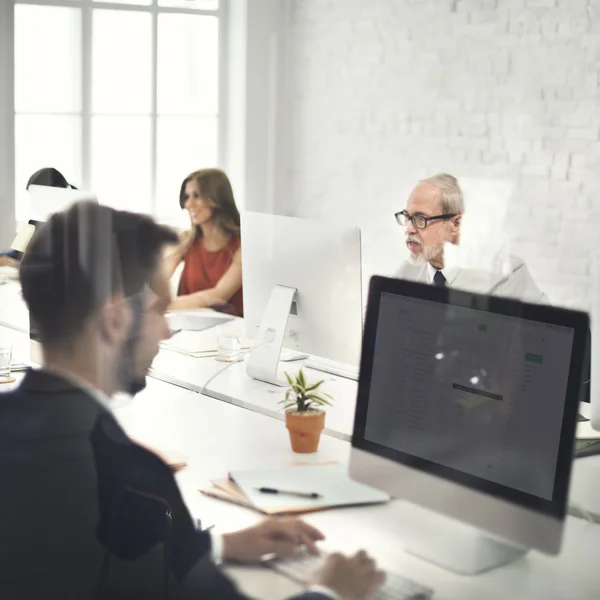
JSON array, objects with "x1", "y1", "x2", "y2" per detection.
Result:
[
  {"x1": 397, "y1": 502, "x2": 529, "y2": 575},
  {"x1": 246, "y1": 284, "x2": 297, "y2": 387}
]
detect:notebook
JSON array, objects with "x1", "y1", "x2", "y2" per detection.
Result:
[
  {"x1": 161, "y1": 329, "x2": 221, "y2": 356},
  {"x1": 166, "y1": 310, "x2": 234, "y2": 332},
  {"x1": 160, "y1": 329, "x2": 252, "y2": 357},
  {"x1": 10, "y1": 221, "x2": 38, "y2": 254},
  {"x1": 199, "y1": 464, "x2": 390, "y2": 515}
]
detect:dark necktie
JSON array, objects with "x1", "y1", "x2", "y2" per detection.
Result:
[{"x1": 433, "y1": 270, "x2": 447, "y2": 288}]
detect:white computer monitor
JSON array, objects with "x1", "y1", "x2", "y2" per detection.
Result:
[
  {"x1": 27, "y1": 184, "x2": 98, "y2": 222},
  {"x1": 241, "y1": 211, "x2": 362, "y2": 386},
  {"x1": 349, "y1": 276, "x2": 588, "y2": 575}
]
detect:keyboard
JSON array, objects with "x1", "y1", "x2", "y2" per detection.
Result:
[
  {"x1": 304, "y1": 357, "x2": 360, "y2": 381},
  {"x1": 264, "y1": 552, "x2": 433, "y2": 600},
  {"x1": 280, "y1": 349, "x2": 308, "y2": 362},
  {"x1": 575, "y1": 438, "x2": 600, "y2": 459}
]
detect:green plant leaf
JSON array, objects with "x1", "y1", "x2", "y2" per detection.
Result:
[
  {"x1": 283, "y1": 369, "x2": 335, "y2": 410},
  {"x1": 305, "y1": 380, "x2": 325, "y2": 392},
  {"x1": 306, "y1": 394, "x2": 333, "y2": 406},
  {"x1": 298, "y1": 369, "x2": 306, "y2": 389}
]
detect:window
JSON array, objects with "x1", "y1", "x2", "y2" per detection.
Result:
[{"x1": 14, "y1": 0, "x2": 222, "y2": 227}]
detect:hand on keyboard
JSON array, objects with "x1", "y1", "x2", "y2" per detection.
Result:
[
  {"x1": 313, "y1": 551, "x2": 386, "y2": 600},
  {"x1": 266, "y1": 551, "x2": 433, "y2": 600}
]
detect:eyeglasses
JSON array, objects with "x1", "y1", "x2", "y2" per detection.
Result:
[{"x1": 394, "y1": 210, "x2": 458, "y2": 230}]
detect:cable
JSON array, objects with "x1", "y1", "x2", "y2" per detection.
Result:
[{"x1": 199, "y1": 340, "x2": 273, "y2": 394}]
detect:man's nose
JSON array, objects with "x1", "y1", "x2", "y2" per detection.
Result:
[{"x1": 405, "y1": 220, "x2": 418, "y2": 235}]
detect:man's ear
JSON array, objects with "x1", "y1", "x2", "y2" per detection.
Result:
[
  {"x1": 98, "y1": 296, "x2": 128, "y2": 346},
  {"x1": 448, "y1": 214, "x2": 462, "y2": 244}
]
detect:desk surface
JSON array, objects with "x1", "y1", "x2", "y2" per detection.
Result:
[
  {"x1": 151, "y1": 346, "x2": 358, "y2": 441},
  {"x1": 2, "y1": 283, "x2": 600, "y2": 596},
  {"x1": 1, "y1": 321, "x2": 600, "y2": 598},
  {"x1": 0, "y1": 278, "x2": 359, "y2": 440},
  {"x1": 111, "y1": 378, "x2": 600, "y2": 600},
  {"x1": 1, "y1": 299, "x2": 600, "y2": 526}
]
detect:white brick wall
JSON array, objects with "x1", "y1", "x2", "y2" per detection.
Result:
[{"x1": 278, "y1": 0, "x2": 600, "y2": 310}]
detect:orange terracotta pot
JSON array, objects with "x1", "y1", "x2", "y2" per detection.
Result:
[{"x1": 285, "y1": 410, "x2": 325, "y2": 453}]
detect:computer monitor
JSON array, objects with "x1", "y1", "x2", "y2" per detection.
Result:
[
  {"x1": 349, "y1": 275, "x2": 588, "y2": 574},
  {"x1": 588, "y1": 273, "x2": 600, "y2": 431},
  {"x1": 241, "y1": 211, "x2": 362, "y2": 386},
  {"x1": 27, "y1": 184, "x2": 98, "y2": 222}
]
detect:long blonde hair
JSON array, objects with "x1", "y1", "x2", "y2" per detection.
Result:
[{"x1": 179, "y1": 168, "x2": 240, "y2": 239}]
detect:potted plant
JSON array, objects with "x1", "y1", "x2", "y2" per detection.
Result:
[{"x1": 280, "y1": 369, "x2": 333, "y2": 453}]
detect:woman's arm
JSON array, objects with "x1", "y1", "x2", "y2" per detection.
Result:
[
  {"x1": 0, "y1": 255, "x2": 19, "y2": 268},
  {"x1": 169, "y1": 248, "x2": 242, "y2": 310},
  {"x1": 164, "y1": 230, "x2": 193, "y2": 280}
]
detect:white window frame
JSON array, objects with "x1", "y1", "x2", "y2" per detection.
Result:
[
  {"x1": 0, "y1": 0, "x2": 16, "y2": 247},
  {"x1": 11, "y1": 0, "x2": 228, "y2": 219}
]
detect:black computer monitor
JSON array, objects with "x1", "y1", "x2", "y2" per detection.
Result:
[{"x1": 349, "y1": 276, "x2": 588, "y2": 573}]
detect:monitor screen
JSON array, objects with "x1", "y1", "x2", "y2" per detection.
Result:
[{"x1": 353, "y1": 278, "x2": 587, "y2": 519}]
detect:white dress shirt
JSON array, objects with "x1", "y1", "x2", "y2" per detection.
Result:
[
  {"x1": 396, "y1": 256, "x2": 548, "y2": 305},
  {"x1": 211, "y1": 535, "x2": 339, "y2": 598},
  {"x1": 427, "y1": 262, "x2": 447, "y2": 285}
]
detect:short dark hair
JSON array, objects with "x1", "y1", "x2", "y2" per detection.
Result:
[
  {"x1": 19, "y1": 201, "x2": 178, "y2": 346},
  {"x1": 26, "y1": 167, "x2": 76, "y2": 189}
]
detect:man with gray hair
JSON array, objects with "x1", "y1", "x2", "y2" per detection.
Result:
[{"x1": 394, "y1": 173, "x2": 547, "y2": 303}]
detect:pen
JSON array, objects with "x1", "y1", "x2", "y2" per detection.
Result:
[{"x1": 256, "y1": 487, "x2": 321, "y2": 499}]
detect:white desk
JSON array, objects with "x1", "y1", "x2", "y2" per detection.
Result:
[
  {"x1": 569, "y1": 456, "x2": 600, "y2": 523},
  {"x1": 151, "y1": 346, "x2": 358, "y2": 441},
  {"x1": 1, "y1": 313, "x2": 600, "y2": 598},
  {"x1": 110, "y1": 378, "x2": 600, "y2": 600},
  {"x1": 0, "y1": 280, "x2": 28, "y2": 333},
  {"x1": 1, "y1": 290, "x2": 600, "y2": 528},
  {"x1": 0, "y1": 280, "x2": 359, "y2": 441}
]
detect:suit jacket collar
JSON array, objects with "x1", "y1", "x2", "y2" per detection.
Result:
[
  {"x1": 0, "y1": 369, "x2": 110, "y2": 441},
  {"x1": 20, "y1": 368, "x2": 113, "y2": 410},
  {"x1": 19, "y1": 367, "x2": 87, "y2": 394}
]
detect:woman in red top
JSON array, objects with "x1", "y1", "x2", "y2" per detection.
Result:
[{"x1": 166, "y1": 168, "x2": 243, "y2": 316}]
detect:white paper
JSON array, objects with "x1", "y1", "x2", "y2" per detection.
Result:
[
  {"x1": 166, "y1": 309, "x2": 234, "y2": 332},
  {"x1": 229, "y1": 464, "x2": 390, "y2": 511}
]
